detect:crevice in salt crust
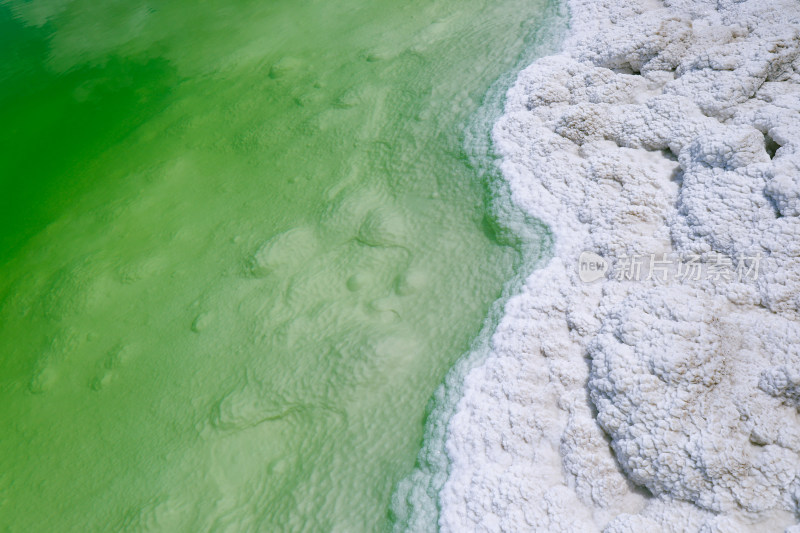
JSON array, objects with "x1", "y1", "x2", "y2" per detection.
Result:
[{"x1": 441, "y1": 0, "x2": 800, "y2": 531}]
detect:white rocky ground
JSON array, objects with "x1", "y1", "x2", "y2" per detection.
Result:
[{"x1": 440, "y1": 0, "x2": 800, "y2": 531}]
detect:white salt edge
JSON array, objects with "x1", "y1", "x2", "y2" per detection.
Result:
[{"x1": 440, "y1": 0, "x2": 800, "y2": 531}]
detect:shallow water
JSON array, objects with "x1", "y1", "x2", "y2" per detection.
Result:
[{"x1": 0, "y1": 0, "x2": 556, "y2": 530}]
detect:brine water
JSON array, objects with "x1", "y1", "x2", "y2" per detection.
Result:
[{"x1": 0, "y1": 0, "x2": 562, "y2": 530}]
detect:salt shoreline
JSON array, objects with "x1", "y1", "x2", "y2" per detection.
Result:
[{"x1": 440, "y1": 0, "x2": 800, "y2": 531}]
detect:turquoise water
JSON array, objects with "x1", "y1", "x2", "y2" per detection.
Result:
[{"x1": 0, "y1": 0, "x2": 559, "y2": 530}]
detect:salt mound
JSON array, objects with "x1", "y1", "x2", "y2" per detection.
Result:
[{"x1": 440, "y1": 0, "x2": 800, "y2": 531}]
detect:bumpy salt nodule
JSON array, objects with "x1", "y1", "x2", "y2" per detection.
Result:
[{"x1": 439, "y1": 0, "x2": 800, "y2": 531}]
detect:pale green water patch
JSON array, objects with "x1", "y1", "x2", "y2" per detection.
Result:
[{"x1": 0, "y1": 0, "x2": 556, "y2": 530}]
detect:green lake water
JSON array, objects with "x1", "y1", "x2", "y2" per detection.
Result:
[{"x1": 0, "y1": 0, "x2": 560, "y2": 530}]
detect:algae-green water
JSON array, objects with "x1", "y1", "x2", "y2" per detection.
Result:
[{"x1": 0, "y1": 0, "x2": 555, "y2": 530}]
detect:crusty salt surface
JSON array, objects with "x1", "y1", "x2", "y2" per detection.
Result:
[{"x1": 441, "y1": 0, "x2": 800, "y2": 531}]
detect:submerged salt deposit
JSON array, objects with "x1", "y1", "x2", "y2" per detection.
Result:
[
  {"x1": 0, "y1": 1, "x2": 562, "y2": 530},
  {"x1": 435, "y1": 0, "x2": 800, "y2": 530}
]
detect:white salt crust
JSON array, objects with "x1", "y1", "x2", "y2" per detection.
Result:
[{"x1": 440, "y1": 0, "x2": 800, "y2": 531}]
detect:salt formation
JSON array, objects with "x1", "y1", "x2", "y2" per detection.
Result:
[{"x1": 440, "y1": 0, "x2": 800, "y2": 530}]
